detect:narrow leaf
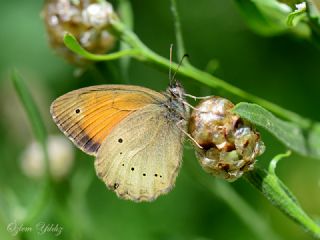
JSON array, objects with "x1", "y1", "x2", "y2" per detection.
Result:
[
  {"x1": 287, "y1": 4, "x2": 307, "y2": 27},
  {"x1": 234, "y1": 0, "x2": 290, "y2": 36},
  {"x1": 233, "y1": 102, "x2": 308, "y2": 156},
  {"x1": 306, "y1": 0, "x2": 320, "y2": 48},
  {"x1": 63, "y1": 33, "x2": 140, "y2": 61},
  {"x1": 245, "y1": 153, "x2": 320, "y2": 238},
  {"x1": 308, "y1": 123, "x2": 320, "y2": 158},
  {"x1": 12, "y1": 70, "x2": 51, "y2": 226},
  {"x1": 12, "y1": 70, "x2": 47, "y2": 144}
]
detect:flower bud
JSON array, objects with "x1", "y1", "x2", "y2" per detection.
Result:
[
  {"x1": 189, "y1": 97, "x2": 265, "y2": 181},
  {"x1": 42, "y1": 0, "x2": 116, "y2": 65},
  {"x1": 20, "y1": 135, "x2": 74, "y2": 180}
]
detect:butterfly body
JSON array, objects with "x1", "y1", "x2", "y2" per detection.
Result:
[{"x1": 50, "y1": 82, "x2": 188, "y2": 201}]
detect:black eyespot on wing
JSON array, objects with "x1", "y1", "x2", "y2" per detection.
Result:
[
  {"x1": 75, "y1": 109, "x2": 80, "y2": 114},
  {"x1": 113, "y1": 183, "x2": 119, "y2": 190},
  {"x1": 118, "y1": 138, "x2": 123, "y2": 143},
  {"x1": 131, "y1": 167, "x2": 134, "y2": 171},
  {"x1": 143, "y1": 173, "x2": 146, "y2": 176}
]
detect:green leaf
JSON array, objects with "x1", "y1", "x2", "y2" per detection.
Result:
[
  {"x1": 308, "y1": 123, "x2": 320, "y2": 158},
  {"x1": 233, "y1": 102, "x2": 308, "y2": 156},
  {"x1": 245, "y1": 153, "x2": 320, "y2": 238},
  {"x1": 234, "y1": 0, "x2": 291, "y2": 36},
  {"x1": 12, "y1": 70, "x2": 47, "y2": 144},
  {"x1": 306, "y1": 0, "x2": 320, "y2": 48},
  {"x1": 234, "y1": 0, "x2": 310, "y2": 39},
  {"x1": 11, "y1": 70, "x2": 51, "y2": 226},
  {"x1": 287, "y1": 4, "x2": 307, "y2": 27},
  {"x1": 63, "y1": 33, "x2": 140, "y2": 61}
]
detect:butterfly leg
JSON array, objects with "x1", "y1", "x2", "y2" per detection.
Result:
[
  {"x1": 184, "y1": 93, "x2": 212, "y2": 101},
  {"x1": 182, "y1": 100, "x2": 199, "y2": 111},
  {"x1": 176, "y1": 120, "x2": 203, "y2": 149}
]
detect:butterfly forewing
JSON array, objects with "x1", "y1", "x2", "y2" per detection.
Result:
[
  {"x1": 95, "y1": 104, "x2": 185, "y2": 202},
  {"x1": 50, "y1": 85, "x2": 166, "y2": 156}
]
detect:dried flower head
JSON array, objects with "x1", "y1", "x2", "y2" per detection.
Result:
[
  {"x1": 189, "y1": 97, "x2": 265, "y2": 181},
  {"x1": 42, "y1": 0, "x2": 116, "y2": 65}
]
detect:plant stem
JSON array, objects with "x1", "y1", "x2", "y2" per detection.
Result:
[
  {"x1": 170, "y1": 0, "x2": 190, "y2": 65},
  {"x1": 110, "y1": 19, "x2": 312, "y2": 129},
  {"x1": 118, "y1": 0, "x2": 134, "y2": 83},
  {"x1": 112, "y1": 20, "x2": 320, "y2": 236},
  {"x1": 63, "y1": 19, "x2": 320, "y2": 238}
]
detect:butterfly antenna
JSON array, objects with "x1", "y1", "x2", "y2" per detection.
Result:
[
  {"x1": 169, "y1": 44, "x2": 173, "y2": 85},
  {"x1": 172, "y1": 53, "x2": 189, "y2": 83}
]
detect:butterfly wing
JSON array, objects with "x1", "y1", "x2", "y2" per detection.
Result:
[
  {"x1": 95, "y1": 104, "x2": 185, "y2": 202},
  {"x1": 50, "y1": 85, "x2": 166, "y2": 156}
]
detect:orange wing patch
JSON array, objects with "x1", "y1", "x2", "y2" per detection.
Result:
[{"x1": 50, "y1": 85, "x2": 160, "y2": 156}]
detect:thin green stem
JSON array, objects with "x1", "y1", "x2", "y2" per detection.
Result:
[
  {"x1": 110, "y1": 19, "x2": 320, "y2": 237},
  {"x1": 118, "y1": 0, "x2": 135, "y2": 83},
  {"x1": 118, "y1": 0, "x2": 134, "y2": 30},
  {"x1": 109, "y1": 19, "x2": 312, "y2": 129},
  {"x1": 63, "y1": 13, "x2": 320, "y2": 239},
  {"x1": 64, "y1": 33, "x2": 141, "y2": 61},
  {"x1": 170, "y1": 0, "x2": 190, "y2": 65}
]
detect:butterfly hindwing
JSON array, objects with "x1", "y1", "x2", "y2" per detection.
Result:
[{"x1": 95, "y1": 104, "x2": 185, "y2": 202}]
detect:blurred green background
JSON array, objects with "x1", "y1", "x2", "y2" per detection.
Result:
[{"x1": 0, "y1": 0, "x2": 320, "y2": 239}]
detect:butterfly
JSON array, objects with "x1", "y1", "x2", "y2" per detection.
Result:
[{"x1": 50, "y1": 81, "x2": 189, "y2": 202}]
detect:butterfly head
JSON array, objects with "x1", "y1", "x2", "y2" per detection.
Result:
[
  {"x1": 168, "y1": 80, "x2": 185, "y2": 100},
  {"x1": 164, "y1": 81, "x2": 189, "y2": 124}
]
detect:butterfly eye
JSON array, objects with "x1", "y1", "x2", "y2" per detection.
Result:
[{"x1": 189, "y1": 96, "x2": 265, "y2": 182}]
